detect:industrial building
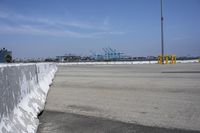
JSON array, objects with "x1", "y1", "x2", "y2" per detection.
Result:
[
  {"x1": 0, "y1": 48, "x2": 12, "y2": 63},
  {"x1": 56, "y1": 54, "x2": 82, "y2": 62}
]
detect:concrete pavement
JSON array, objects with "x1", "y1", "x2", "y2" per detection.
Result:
[{"x1": 37, "y1": 63, "x2": 200, "y2": 133}]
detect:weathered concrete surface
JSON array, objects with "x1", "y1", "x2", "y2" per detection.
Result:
[
  {"x1": 0, "y1": 65, "x2": 37, "y2": 118},
  {"x1": 0, "y1": 63, "x2": 57, "y2": 133},
  {"x1": 38, "y1": 63, "x2": 200, "y2": 132}
]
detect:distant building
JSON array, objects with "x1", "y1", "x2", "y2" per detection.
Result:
[
  {"x1": 0, "y1": 48, "x2": 12, "y2": 63},
  {"x1": 56, "y1": 56, "x2": 65, "y2": 62},
  {"x1": 56, "y1": 54, "x2": 82, "y2": 62}
]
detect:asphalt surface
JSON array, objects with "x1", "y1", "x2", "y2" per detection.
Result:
[
  {"x1": 37, "y1": 63, "x2": 200, "y2": 133},
  {"x1": 37, "y1": 111, "x2": 199, "y2": 133}
]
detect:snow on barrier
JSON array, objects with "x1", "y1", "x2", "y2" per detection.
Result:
[{"x1": 0, "y1": 63, "x2": 57, "y2": 133}]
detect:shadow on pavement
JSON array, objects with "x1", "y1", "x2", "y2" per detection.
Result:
[{"x1": 37, "y1": 111, "x2": 200, "y2": 133}]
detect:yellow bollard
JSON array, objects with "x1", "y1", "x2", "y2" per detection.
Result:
[
  {"x1": 158, "y1": 55, "x2": 163, "y2": 64},
  {"x1": 171, "y1": 55, "x2": 174, "y2": 64},
  {"x1": 169, "y1": 55, "x2": 172, "y2": 64},
  {"x1": 174, "y1": 55, "x2": 176, "y2": 64},
  {"x1": 165, "y1": 55, "x2": 169, "y2": 64},
  {"x1": 171, "y1": 55, "x2": 176, "y2": 64}
]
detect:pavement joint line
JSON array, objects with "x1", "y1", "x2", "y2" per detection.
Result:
[{"x1": 162, "y1": 71, "x2": 200, "y2": 73}]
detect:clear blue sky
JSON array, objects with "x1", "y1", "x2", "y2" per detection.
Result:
[{"x1": 0, "y1": 0, "x2": 200, "y2": 58}]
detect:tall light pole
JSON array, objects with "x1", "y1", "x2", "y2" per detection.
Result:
[{"x1": 160, "y1": 0, "x2": 164, "y2": 64}]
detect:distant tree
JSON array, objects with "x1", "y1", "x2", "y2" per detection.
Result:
[{"x1": 5, "y1": 54, "x2": 12, "y2": 63}]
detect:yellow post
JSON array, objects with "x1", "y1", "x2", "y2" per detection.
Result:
[
  {"x1": 165, "y1": 55, "x2": 168, "y2": 64},
  {"x1": 169, "y1": 55, "x2": 172, "y2": 64},
  {"x1": 158, "y1": 55, "x2": 162, "y2": 64},
  {"x1": 171, "y1": 55, "x2": 174, "y2": 64},
  {"x1": 171, "y1": 55, "x2": 176, "y2": 64},
  {"x1": 174, "y1": 55, "x2": 176, "y2": 64}
]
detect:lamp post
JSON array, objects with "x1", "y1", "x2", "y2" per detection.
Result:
[{"x1": 160, "y1": 0, "x2": 164, "y2": 64}]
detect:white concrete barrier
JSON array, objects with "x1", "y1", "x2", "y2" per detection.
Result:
[
  {"x1": 57, "y1": 59, "x2": 198, "y2": 66},
  {"x1": 0, "y1": 63, "x2": 57, "y2": 133}
]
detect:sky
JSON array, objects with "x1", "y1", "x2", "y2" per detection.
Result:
[{"x1": 0, "y1": 0, "x2": 200, "y2": 58}]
